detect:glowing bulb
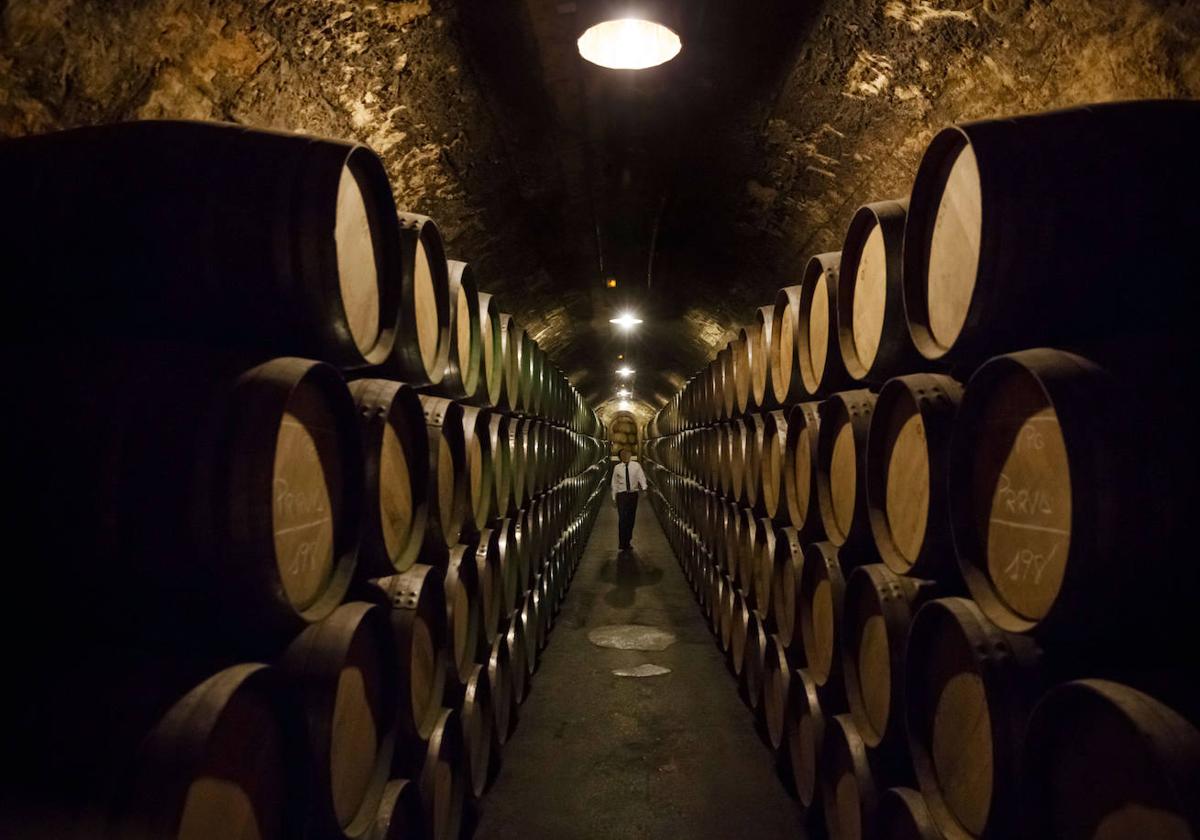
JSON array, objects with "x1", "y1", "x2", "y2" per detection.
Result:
[
  {"x1": 616, "y1": 366, "x2": 635, "y2": 377},
  {"x1": 609, "y1": 312, "x2": 643, "y2": 330},
  {"x1": 578, "y1": 19, "x2": 682, "y2": 70}
]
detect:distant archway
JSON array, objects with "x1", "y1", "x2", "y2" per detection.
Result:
[{"x1": 609, "y1": 411, "x2": 640, "y2": 458}]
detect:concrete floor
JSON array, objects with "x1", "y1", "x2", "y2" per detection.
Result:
[{"x1": 475, "y1": 498, "x2": 807, "y2": 840}]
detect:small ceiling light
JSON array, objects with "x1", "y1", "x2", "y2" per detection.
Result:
[
  {"x1": 578, "y1": 18, "x2": 682, "y2": 70},
  {"x1": 609, "y1": 312, "x2": 643, "y2": 330},
  {"x1": 616, "y1": 366, "x2": 635, "y2": 377},
  {"x1": 606, "y1": 277, "x2": 618, "y2": 288}
]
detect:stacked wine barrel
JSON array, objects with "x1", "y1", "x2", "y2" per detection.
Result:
[
  {"x1": 645, "y1": 101, "x2": 1200, "y2": 839},
  {"x1": 0, "y1": 121, "x2": 609, "y2": 840}
]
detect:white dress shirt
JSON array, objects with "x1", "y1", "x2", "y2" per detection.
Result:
[{"x1": 611, "y1": 459, "x2": 648, "y2": 499}]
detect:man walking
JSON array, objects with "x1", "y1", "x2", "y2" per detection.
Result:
[{"x1": 611, "y1": 448, "x2": 647, "y2": 550}]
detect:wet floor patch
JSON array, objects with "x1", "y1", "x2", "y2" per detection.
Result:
[
  {"x1": 587, "y1": 624, "x2": 678, "y2": 651},
  {"x1": 612, "y1": 664, "x2": 672, "y2": 678}
]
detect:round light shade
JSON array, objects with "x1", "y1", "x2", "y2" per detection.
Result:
[{"x1": 577, "y1": 19, "x2": 682, "y2": 70}]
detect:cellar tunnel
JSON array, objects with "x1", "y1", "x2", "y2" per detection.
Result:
[{"x1": 3, "y1": 1, "x2": 1200, "y2": 839}]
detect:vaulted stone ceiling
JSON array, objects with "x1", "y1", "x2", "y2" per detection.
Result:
[{"x1": 3, "y1": 0, "x2": 1197, "y2": 417}]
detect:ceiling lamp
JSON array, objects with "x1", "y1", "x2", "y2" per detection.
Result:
[
  {"x1": 609, "y1": 312, "x2": 643, "y2": 330},
  {"x1": 577, "y1": 18, "x2": 682, "y2": 70},
  {"x1": 616, "y1": 366, "x2": 635, "y2": 377}
]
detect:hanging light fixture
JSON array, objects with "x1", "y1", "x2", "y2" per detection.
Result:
[
  {"x1": 578, "y1": 18, "x2": 681, "y2": 70},
  {"x1": 609, "y1": 312, "x2": 643, "y2": 330}
]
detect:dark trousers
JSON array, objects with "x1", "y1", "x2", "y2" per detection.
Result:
[{"x1": 616, "y1": 491, "x2": 639, "y2": 548}]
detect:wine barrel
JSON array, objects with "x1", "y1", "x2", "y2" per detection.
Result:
[
  {"x1": 368, "y1": 779, "x2": 425, "y2": 840},
  {"x1": 350, "y1": 379, "x2": 430, "y2": 576},
  {"x1": 417, "y1": 396, "x2": 469, "y2": 559},
  {"x1": 364, "y1": 566, "x2": 448, "y2": 750},
  {"x1": 906, "y1": 597, "x2": 1044, "y2": 839},
  {"x1": 503, "y1": 612, "x2": 531, "y2": 704},
  {"x1": 729, "y1": 421, "x2": 748, "y2": 505},
  {"x1": 716, "y1": 423, "x2": 735, "y2": 500},
  {"x1": 0, "y1": 121, "x2": 404, "y2": 370},
  {"x1": 1022, "y1": 679, "x2": 1200, "y2": 839},
  {"x1": 515, "y1": 330, "x2": 536, "y2": 416},
  {"x1": 716, "y1": 573, "x2": 734, "y2": 648},
  {"x1": 783, "y1": 402, "x2": 824, "y2": 541},
  {"x1": 878, "y1": 788, "x2": 941, "y2": 840},
  {"x1": 395, "y1": 213, "x2": 451, "y2": 386},
  {"x1": 280, "y1": 602, "x2": 398, "y2": 838},
  {"x1": 821, "y1": 714, "x2": 882, "y2": 840},
  {"x1": 798, "y1": 542, "x2": 847, "y2": 705},
  {"x1": 507, "y1": 418, "x2": 530, "y2": 511},
  {"x1": 836, "y1": 199, "x2": 916, "y2": 383},
  {"x1": 760, "y1": 410, "x2": 787, "y2": 521},
  {"x1": 745, "y1": 414, "x2": 766, "y2": 512},
  {"x1": 735, "y1": 326, "x2": 759, "y2": 414},
  {"x1": 729, "y1": 588, "x2": 752, "y2": 677},
  {"x1": 474, "y1": 529, "x2": 505, "y2": 652},
  {"x1": 495, "y1": 517, "x2": 522, "y2": 615},
  {"x1": 458, "y1": 405, "x2": 494, "y2": 534},
  {"x1": 843, "y1": 564, "x2": 932, "y2": 773},
  {"x1": 816, "y1": 389, "x2": 878, "y2": 560},
  {"x1": 798, "y1": 252, "x2": 848, "y2": 396},
  {"x1": 753, "y1": 305, "x2": 777, "y2": 410},
  {"x1": 512, "y1": 509, "x2": 534, "y2": 597},
  {"x1": 901, "y1": 101, "x2": 1200, "y2": 367},
  {"x1": 474, "y1": 291, "x2": 504, "y2": 408},
  {"x1": 786, "y1": 668, "x2": 828, "y2": 813},
  {"x1": 719, "y1": 345, "x2": 737, "y2": 419},
  {"x1": 487, "y1": 632, "x2": 516, "y2": 743},
  {"x1": 742, "y1": 608, "x2": 768, "y2": 711},
  {"x1": 521, "y1": 590, "x2": 542, "y2": 672},
  {"x1": 865, "y1": 373, "x2": 963, "y2": 579},
  {"x1": 752, "y1": 518, "x2": 780, "y2": 623},
  {"x1": 535, "y1": 572, "x2": 554, "y2": 643},
  {"x1": 434, "y1": 260, "x2": 481, "y2": 400},
  {"x1": 444, "y1": 543, "x2": 482, "y2": 693},
  {"x1": 7, "y1": 347, "x2": 364, "y2": 655},
  {"x1": 770, "y1": 526, "x2": 807, "y2": 652},
  {"x1": 460, "y1": 665, "x2": 495, "y2": 800},
  {"x1": 494, "y1": 313, "x2": 516, "y2": 411},
  {"x1": 488, "y1": 412, "x2": 513, "y2": 518},
  {"x1": 947, "y1": 348, "x2": 1194, "y2": 650},
  {"x1": 772, "y1": 284, "x2": 807, "y2": 405},
  {"x1": 419, "y1": 708, "x2": 465, "y2": 840},
  {"x1": 736, "y1": 508, "x2": 761, "y2": 596},
  {"x1": 6, "y1": 660, "x2": 308, "y2": 840},
  {"x1": 763, "y1": 633, "x2": 794, "y2": 751}
]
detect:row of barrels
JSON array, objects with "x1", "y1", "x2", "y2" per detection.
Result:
[
  {"x1": 647, "y1": 99, "x2": 1199, "y2": 436},
  {"x1": 9, "y1": 476, "x2": 608, "y2": 840},
  {"x1": 0, "y1": 120, "x2": 602, "y2": 436},
  {"x1": 645, "y1": 347, "x2": 1196, "y2": 653},
  {"x1": 7, "y1": 345, "x2": 608, "y2": 656},
  {"x1": 647, "y1": 460, "x2": 1200, "y2": 839}
]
